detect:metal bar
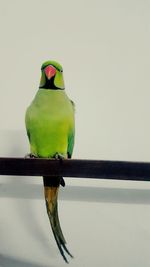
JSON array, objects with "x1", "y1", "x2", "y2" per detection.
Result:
[{"x1": 0, "y1": 157, "x2": 150, "y2": 181}]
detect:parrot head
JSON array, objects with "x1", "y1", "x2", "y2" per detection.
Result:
[{"x1": 39, "y1": 60, "x2": 65, "y2": 90}]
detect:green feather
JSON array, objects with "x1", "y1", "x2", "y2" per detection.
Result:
[
  {"x1": 25, "y1": 89, "x2": 74, "y2": 158},
  {"x1": 25, "y1": 61, "x2": 75, "y2": 263}
]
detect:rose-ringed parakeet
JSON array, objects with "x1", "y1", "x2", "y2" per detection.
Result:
[{"x1": 25, "y1": 60, "x2": 75, "y2": 263}]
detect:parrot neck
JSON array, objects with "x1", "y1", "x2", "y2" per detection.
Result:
[{"x1": 39, "y1": 76, "x2": 65, "y2": 90}]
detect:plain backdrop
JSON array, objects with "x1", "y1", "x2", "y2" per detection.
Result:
[{"x1": 0, "y1": 1, "x2": 150, "y2": 267}]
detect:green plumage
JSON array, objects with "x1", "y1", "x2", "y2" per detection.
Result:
[
  {"x1": 26, "y1": 89, "x2": 74, "y2": 158},
  {"x1": 25, "y1": 60, "x2": 75, "y2": 263}
]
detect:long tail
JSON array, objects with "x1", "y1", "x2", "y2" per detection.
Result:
[{"x1": 43, "y1": 176, "x2": 73, "y2": 263}]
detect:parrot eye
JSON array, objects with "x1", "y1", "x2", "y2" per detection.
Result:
[{"x1": 60, "y1": 69, "x2": 63, "y2": 73}]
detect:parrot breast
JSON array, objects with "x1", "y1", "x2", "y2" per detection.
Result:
[{"x1": 25, "y1": 89, "x2": 74, "y2": 158}]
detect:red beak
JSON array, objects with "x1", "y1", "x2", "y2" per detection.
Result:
[{"x1": 44, "y1": 65, "x2": 56, "y2": 80}]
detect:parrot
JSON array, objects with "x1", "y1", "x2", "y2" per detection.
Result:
[{"x1": 25, "y1": 60, "x2": 75, "y2": 263}]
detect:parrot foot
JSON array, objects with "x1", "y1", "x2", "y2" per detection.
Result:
[
  {"x1": 54, "y1": 153, "x2": 65, "y2": 160},
  {"x1": 25, "y1": 153, "x2": 38, "y2": 158}
]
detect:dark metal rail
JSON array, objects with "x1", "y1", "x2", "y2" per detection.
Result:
[{"x1": 0, "y1": 157, "x2": 150, "y2": 181}]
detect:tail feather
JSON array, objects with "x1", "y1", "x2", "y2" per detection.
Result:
[
  {"x1": 53, "y1": 201, "x2": 66, "y2": 243},
  {"x1": 53, "y1": 201, "x2": 73, "y2": 258},
  {"x1": 49, "y1": 210, "x2": 69, "y2": 263},
  {"x1": 43, "y1": 178, "x2": 73, "y2": 263}
]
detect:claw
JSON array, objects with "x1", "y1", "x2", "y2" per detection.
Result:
[
  {"x1": 54, "y1": 153, "x2": 65, "y2": 160},
  {"x1": 24, "y1": 153, "x2": 38, "y2": 158}
]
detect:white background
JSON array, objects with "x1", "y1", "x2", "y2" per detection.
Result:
[{"x1": 0, "y1": 1, "x2": 150, "y2": 266}]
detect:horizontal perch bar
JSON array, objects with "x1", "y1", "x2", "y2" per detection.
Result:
[{"x1": 0, "y1": 157, "x2": 150, "y2": 181}]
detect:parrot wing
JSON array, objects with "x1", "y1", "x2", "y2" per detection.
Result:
[
  {"x1": 67, "y1": 131, "x2": 75, "y2": 159},
  {"x1": 67, "y1": 100, "x2": 75, "y2": 159}
]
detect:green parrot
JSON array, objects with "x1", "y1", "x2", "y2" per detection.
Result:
[{"x1": 25, "y1": 60, "x2": 75, "y2": 263}]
